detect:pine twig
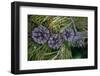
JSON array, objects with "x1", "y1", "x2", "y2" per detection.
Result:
[{"x1": 70, "y1": 17, "x2": 77, "y2": 33}]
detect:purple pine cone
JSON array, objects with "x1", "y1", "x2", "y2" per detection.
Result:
[
  {"x1": 48, "y1": 34, "x2": 63, "y2": 49},
  {"x1": 32, "y1": 25, "x2": 50, "y2": 44},
  {"x1": 72, "y1": 32, "x2": 84, "y2": 47},
  {"x1": 63, "y1": 28, "x2": 74, "y2": 42}
]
